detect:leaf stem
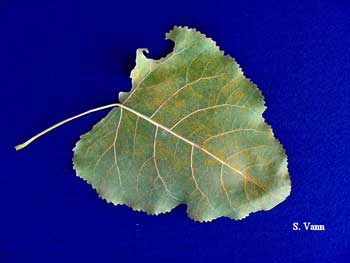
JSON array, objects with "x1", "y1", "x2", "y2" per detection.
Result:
[{"x1": 15, "y1": 103, "x2": 119, "y2": 151}]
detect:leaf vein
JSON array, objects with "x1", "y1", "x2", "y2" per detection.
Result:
[
  {"x1": 190, "y1": 146, "x2": 213, "y2": 209},
  {"x1": 170, "y1": 103, "x2": 250, "y2": 130},
  {"x1": 203, "y1": 128, "x2": 269, "y2": 145},
  {"x1": 153, "y1": 127, "x2": 181, "y2": 201},
  {"x1": 113, "y1": 108, "x2": 123, "y2": 188}
]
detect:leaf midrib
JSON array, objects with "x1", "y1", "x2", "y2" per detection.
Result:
[{"x1": 115, "y1": 103, "x2": 270, "y2": 193}]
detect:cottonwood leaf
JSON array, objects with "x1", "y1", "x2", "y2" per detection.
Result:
[{"x1": 73, "y1": 26, "x2": 291, "y2": 222}]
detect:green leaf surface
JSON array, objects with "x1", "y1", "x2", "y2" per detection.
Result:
[{"x1": 73, "y1": 26, "x2": 291, "y2": 222}]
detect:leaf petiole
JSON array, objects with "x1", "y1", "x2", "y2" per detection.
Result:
[{"x1": 15, "y1": 103, "x2": 119, "y2": 151}]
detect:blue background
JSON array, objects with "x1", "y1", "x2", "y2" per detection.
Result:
[{"x1": 1, "y1": 0, "x2": 349, "y2": 262}]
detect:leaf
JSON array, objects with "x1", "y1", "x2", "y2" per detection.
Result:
[{"x1": 73, "y1": 26, "x2": 291, "y2": 222}]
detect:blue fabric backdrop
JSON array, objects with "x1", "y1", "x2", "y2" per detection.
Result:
[{"x1": 1, "y1": 0, "x2": 349, "y2": 262}]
